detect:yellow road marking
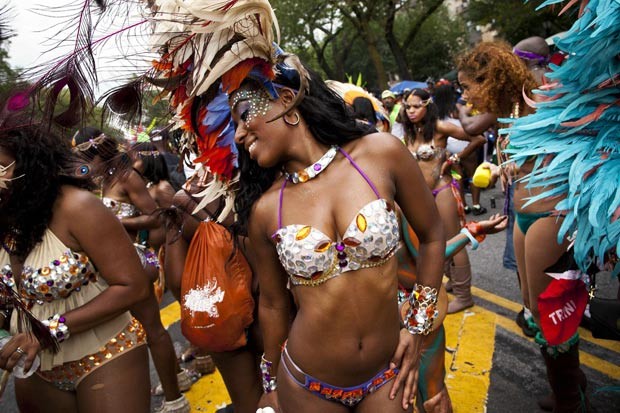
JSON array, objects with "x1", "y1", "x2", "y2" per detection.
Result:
[
  {"x1": 185, "y1": 370, "x2": 232, "y2": 413},
  {"x1": 471, "y1": 286, "x2": 620, "y2": 354},
  {"x1": 160, "y1": 301, "x2": 181, "y2": 329},
  {"x1": 444, "y1": 306, "x2": 496, "y2": 413}
]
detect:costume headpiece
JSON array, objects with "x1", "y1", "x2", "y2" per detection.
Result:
[
  {"x1": 15, "y1": 0, "x2": 310, "y2": 222},
  {"x1": 327, "y1": 80, "x2": 389, "y2": 129}
]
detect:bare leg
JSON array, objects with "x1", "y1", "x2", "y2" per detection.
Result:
[
  {"x1": 211, "y1": 347, "x2": 262, "y2": 413},
  {"x1": 522, "y1": 217, "x2": 570, "y2": 324},
  {"x1": 131, "y1": 288, "x2": 183, "y2": 402},
  {"x1": 513, "y1": 220, "x2": 530, "y2": 311},
  {"x1": 15, "y1": 373, "x2": 78, "y2": 413},
  {"x1": 435, "y1": 188, "x2": 473, "y2": 313},
  {"x1": 76, "y1": 345, "x2": 151, "y2": 413}
]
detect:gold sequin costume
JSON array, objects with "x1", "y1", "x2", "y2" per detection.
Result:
[{"x1": 0, "y1": 230, "x2": 146, "y2": 391}]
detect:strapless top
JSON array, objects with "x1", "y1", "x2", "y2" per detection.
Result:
[{"x1": 102, "y1": 197, "x2": 139, "y2": 218}]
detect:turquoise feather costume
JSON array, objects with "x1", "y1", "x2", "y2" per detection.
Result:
[{"x1": 502, "y1": 0, "x2": 620, "y2": 277}]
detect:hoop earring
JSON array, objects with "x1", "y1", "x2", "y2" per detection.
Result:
[{"x1": 283, "y1": 112, "x2": 300, "y2": 126}]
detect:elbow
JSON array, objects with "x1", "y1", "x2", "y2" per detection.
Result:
[
  {"x1": 128, "y1": 283, "x2": 151, "y2": 306},
  {"x1": 128, "y1": 272, "x2": 152, "y2": 305}
]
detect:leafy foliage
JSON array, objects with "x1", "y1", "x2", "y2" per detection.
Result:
[{"x1": 466, "y1": 0, "x2": 574, "y2": 43}]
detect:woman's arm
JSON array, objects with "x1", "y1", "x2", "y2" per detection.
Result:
[
  {"x1": 120, "y1": 171, "x2": 160, "y2": 231},
  {"x1": 457, "y1": 104, "x2": 497, "y2": 135},
  {"x1": 437, "y1": 120, "x2": 487, "y2": 161},
  {"x1": 57, "y1": 187, "x2": 151, "y2": 334},
  {"x1": 387, "y1": 138, "x2": 446, "y2": 289},
  {"x1": 247, "y1": 197, "x2": 291, "y2": 393},
  {"x1": 163, "y1": 191, "x2": 205, "y2": 301}
]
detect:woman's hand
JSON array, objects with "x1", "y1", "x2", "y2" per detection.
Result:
[
  {"x1": 257, "y1": 391, "x2": 280, "y2": 413},
  {"x1": 477, "y1": 213, "x2": 508, "y2": 235},
  {"x1": 0, "y1": 333, "x2": 41, "y2": 373},
  {"x1": 389, "y1": 328, "x2": 423, "y2": 410}
]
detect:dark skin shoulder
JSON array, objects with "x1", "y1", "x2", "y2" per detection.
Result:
[{"x1": 0, "y1": 185, "x2": 149, "y2": 373}]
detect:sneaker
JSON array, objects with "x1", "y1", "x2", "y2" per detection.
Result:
[
  {"x1": 154, "y1": 395, "x2": 191, "y2": 413},
  {"x1": 152, "y1": 368, "x2": 193, "y2": 396},
  {"x1": 471, "y1": 205, "x2": 487, "y2": 216},
  {"x1": 515, "y1": 309, "x2": 536, "y2": 338}
]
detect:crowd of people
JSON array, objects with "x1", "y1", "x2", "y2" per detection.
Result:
[{"x1": 0, "y1": 1, "x2": 617, "y2": 413}]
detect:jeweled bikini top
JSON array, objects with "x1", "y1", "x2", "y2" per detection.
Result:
[
  {"x1": 411, "y1": 139, "x2": 444, "y2": 161},
  {"x1": 272, "y1": 148, "x2": 400, "y2": 287},
  {"x1": 102, "y1": 197, "x2": 139, "y2": 219},
  {"x1": 0, "y1": 233, "x2": 97, "y2": 306}
]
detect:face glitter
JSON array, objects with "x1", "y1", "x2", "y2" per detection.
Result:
[{"x1": 231, "y1": 89, "x2": 272, "y2": 125}]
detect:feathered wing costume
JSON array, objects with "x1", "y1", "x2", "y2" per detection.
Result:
[{"x1": 503, "y1": 0, "x2": 620, "y2": 276}]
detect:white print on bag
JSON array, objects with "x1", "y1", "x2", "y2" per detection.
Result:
[
  {"x1": 548, "y1": 300, "x2": 577, "y2": 325},
  {"x1": 184, "y1": 280, "x2": 225, "y2": 321}
]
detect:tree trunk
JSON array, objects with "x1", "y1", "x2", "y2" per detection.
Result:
[
  {"x1": 385, "y1": 1, "x2": 412, "y2": 80},
  {"x1": 366, "y1": 39, "x2": 388, "y2": 89}
]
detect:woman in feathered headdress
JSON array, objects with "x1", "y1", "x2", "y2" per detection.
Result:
[
  {"x1": 197, "y1": 5, "x2": 451, "y2": 411},
  {"x1": 139, "y1": 2, "x2": 443, "y2": 410},
  {"x1": 230, "y1": 59, "x2": 446, "y2": 413}
]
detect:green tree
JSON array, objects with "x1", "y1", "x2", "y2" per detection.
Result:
[{"x1": 466, "y1": 0, "x2": 574, "y2": 44}]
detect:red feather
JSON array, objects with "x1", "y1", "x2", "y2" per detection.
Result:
[
  {"x1": 560, "y1": 99, "x2": 620, "y2": 127},
  {"x1": 221, "y1": 58, "x2": 274, "y2": 93}
]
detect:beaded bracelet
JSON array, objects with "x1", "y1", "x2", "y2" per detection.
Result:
[
  {"x1": 459, "y1": 228, "x2": 479, "y2": 250},
  {"x1": 260, "y1": 353, "x2": 277, "y2": 393},
  {"x1": 42, "y1": 313, "x2": 70, "y2": 343},
  {"x1": 404, "y1": 284, "x2": 439, "y2": 335}
]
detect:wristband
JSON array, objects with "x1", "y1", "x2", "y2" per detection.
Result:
[
  {"x1": 260, "y1": 353, "x2": 277, "y2": 393},
  {"x1": 465, "y1": 221, "x2": 487, "y2": 243},
  {"x1": 42, "y1": 313, "x2": 70, "y2": 343},
  {"x1": 459, "y1": 228, "x2": 479, "y2": 250},
  {"x1": 404, "y1": 284, "x2": 438, "y2": 335}
]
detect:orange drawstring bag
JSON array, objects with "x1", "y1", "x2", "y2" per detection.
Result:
[{"x1": 180, "y1": 220, "x2": 254, "y2": 352}]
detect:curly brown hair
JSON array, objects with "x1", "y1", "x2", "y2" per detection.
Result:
[{"x1": 457, "y1": 41, "x2": 537, "y2": 118}]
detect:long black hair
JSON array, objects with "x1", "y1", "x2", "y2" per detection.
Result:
[
  {"x1": 233, "y1": 65, "x2": 373, "y2": 237},
  {"x1": 433, "y1": 84, "x2": 457, "y2": 120},
  {"x1": 399, "y1": 88, "x2": 438, "y2": 145},
  {"x1": 133, "y1": 142, "x2": 170, "y2": 184},
  {"x1": 0, "y1": 120, "x2": 94, "y2": 258}
]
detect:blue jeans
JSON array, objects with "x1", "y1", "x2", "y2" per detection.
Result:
[{"x1": 503, "y1": 185, "x2": 518, "y2": 271}]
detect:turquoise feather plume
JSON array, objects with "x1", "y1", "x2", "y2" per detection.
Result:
[{"x1": 503, "y1": 0, "x2": 620, "y2": 276}]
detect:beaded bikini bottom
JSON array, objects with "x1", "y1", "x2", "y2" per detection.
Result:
[{"x1": 37, "y1": 318, "x2": 146, "y2": 391}]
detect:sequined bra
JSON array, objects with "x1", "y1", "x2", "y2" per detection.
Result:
[
  {"x1": 102, "y1": 197, "x2": 139, "y2": 219},
  {"x1": 273, "y1": 148, "x2": 400, "y2": 287},
  {"x1": 411, "y1": 139, "x2": 444, "y2": 161},
  {"x1": 1, "y1": 250, "x2": 97, "y2": 306}
]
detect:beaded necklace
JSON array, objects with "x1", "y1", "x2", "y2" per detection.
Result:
[{"x1": 283, "y1": 145, "x2": 339, "y2": 184}]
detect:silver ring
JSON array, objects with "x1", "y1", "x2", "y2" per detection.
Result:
[{"x1": 15, "y1": 347, "x2": 25, "y2": 355}]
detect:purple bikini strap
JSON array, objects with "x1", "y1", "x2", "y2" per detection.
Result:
[
  {"x1": 338, "y1": 147, "x2": 381, "y2": 199},
  {"x1": 277, "y1": 178, "x2": 288, "y2": 230},
  {"x1": 275, "y1": 146, "x2": 380, "y2": 232}
]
